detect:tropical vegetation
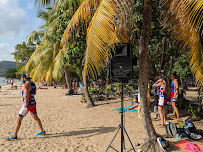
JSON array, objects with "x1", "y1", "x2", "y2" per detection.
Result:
[{"x1": 10, "y1": 0, "x2": 203, "y2": 151}]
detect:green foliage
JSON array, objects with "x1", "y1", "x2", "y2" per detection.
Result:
[
  {"x1": 104, "y1": 84, "x2": 112, "y2": 97},
  {"x1": 5, "y1": 68, "x2": 17, "y2": 78},
  {"x1": 188, "y1": 104, "x2": 198, "y2": 117},
  {"x1": 12, "y1": 42, "x2": 36, "y2": 74},
  {"x1": 178, "y1": 122, "x2": 184, "y2": 128},
  {"x1": 80, "y1": 93, "x2": 87, "y2": 103},
  {"x1": 88, "y1": 87, "x2": 105, "y2": 101},
  {"x1": 114, "y1": 83, "x2": 121, "y2": 92},
  {"x1": 173, "y1": 54, "x2": 193, "y2": 81},
  {"x1": 64, "y1": 31, "x2": 86, "y2": 78}
]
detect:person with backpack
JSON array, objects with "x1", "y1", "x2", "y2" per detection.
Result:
[
  {"x1": 153, "y1": 76, "x2": 169, "y2": 127},
  {"x1": 170, "y1": 72, "x2": 180, "y2": 121}
]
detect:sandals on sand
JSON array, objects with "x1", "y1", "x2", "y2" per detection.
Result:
[
  {"x1": 170, "y1": 115, "x2": 177, "y2": 119},
  {"x1": 36, "y1": 131, "x2": 46, "y2": 135},
  {"x1": 157, "y1": 137, "x2": 169, "y2": 151},
  {"x1": 8, "y1": 136, "x2": 17, "y2": 140},
  {"x1": 158, "y1": 124, "x2": 165, "y2": 128},
  {"x1": 174, "y1": 117, "x2": 181, "y2": 122},
  {"x1": 138, "y1": 115, "x2": 142, "y2": 119}
]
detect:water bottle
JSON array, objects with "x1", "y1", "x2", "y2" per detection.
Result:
[{"x1": 154, "y1": 105, "x2": 157, "y2": 113}]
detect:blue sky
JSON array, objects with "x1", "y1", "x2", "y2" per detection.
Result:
[{"x1": 0, "y1": 0, "x2": 44, "y2": 61}]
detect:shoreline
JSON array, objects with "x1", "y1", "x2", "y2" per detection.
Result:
[{"x1": 0, "y1": 77, "x2": 20, "y2": 86}]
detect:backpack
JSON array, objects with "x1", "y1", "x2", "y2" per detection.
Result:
[
  {"x1": 183, "y1": 120, "x2": 202, "y2": 140},
  {"x1": 165, "y1": 122, "x2": 177, "y2": 137},
  {"x1": 184, "y1": 120, "x2": 197, "y2": 134}
]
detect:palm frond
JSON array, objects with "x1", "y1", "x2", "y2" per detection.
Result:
[
  {"x1": 161, "y1": 0, "x2": 203, "y2": 86},
  {"x1": 52, "y1": 49, "x2": 66, "y2": 80},
  {"x1": 61, "y1": 0, "x2": 102, "y2": 46},
  {"x1": 26, "y1": 30, "x2": 45, "y2": 44},
  {"x1": 23, "y1": 44, "x2": 49, "y2": 72},
  {"x1": 42, "y1": 13, "x2": 66, "y2": 43},
  {"x1": 45, "y1": 65, "x2": 54, "y2": 83},
  {"x1": 83, "y1": 0, "x2": 135, "y2": 78}
]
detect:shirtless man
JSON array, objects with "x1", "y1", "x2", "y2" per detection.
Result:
[{"x1": 8, "y1": 74, "x2": 45, "y2": 140}]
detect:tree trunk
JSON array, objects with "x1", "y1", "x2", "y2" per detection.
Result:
[
  {"x1": 139, "y1": 0, "x2": 160, "y2": 151},
  {"x1": 82, "y1": 73, "x2": 95, "y2": 107},
  {"x1": 160, "y1": 37, "x2": 166, "y2": 74},
  {"x1": 169, "y1": 56, "x2": 173, "y2": 76},
  {"x1": 64, "y1": 64, "x2": 71, "y2": 89}
]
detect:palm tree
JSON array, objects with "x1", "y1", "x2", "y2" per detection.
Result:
[
  {"x1": 25, "y1": 1, "x2": 83, "y2": 86},
  {"x1": 61, "y1": 0, "x2": 203, "y2": 150},
  {"x1": 34, "y1": 0, "x2": 202, "y2": 150},
  {"x1": 61, "y1": 0, "x2": 135, "y2": 106},
  {"x1": 138, "y1": 0, "x2": 159, "y2": 150},
  {"x1": 161, "y1": 0, "x2": 203, "y2": 86}
]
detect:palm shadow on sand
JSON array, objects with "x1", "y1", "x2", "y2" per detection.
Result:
[{"x1": 30, "y1": 127, "x2": 117, "y2": 139}]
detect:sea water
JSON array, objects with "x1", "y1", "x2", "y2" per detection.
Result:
[{"x1": 0, "y1": 77, "x2": 8, "y2": 86}]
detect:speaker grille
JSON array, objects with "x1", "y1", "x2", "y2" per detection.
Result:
[
  {"x1": 111, "y1": 56, "x2": 132, "y2": 78},
  {"x1": 110, "y1": 43, "x2": 133, "y2": 79}
]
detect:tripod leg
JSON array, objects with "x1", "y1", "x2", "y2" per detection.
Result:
[
  {"x1": 106, "y1": 126, "x2": 121, "y2": 152},
  {"x1": 123, "y1": 127, "x2": 136, "y2": 152}
]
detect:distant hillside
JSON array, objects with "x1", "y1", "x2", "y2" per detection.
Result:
[{"x1": 0, "y1": 61, "x2": 17, "y2": 77}]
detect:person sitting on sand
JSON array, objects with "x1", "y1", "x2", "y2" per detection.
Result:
[
  {"x1": 66, "y1": 86, "x2": 75, "y2": 95},
  {"x1": 37, "y1": 87, "x2": 48, "y2": 90},
  {"x1": 128, "y1": 95, "x2": 139, "y2": 110},
  {"x1": 8, "y1": 74, "x2": 45, "y2": 140},
  {"x1": 6, "y1": 86, "x2": 18, "y2": 90}
]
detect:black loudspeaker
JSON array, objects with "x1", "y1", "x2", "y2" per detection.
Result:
[{"x1": 110, "y1": 43, "x2": 133, "y2": 79}]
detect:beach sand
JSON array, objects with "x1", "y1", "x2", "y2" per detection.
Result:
[{"x1": 0, "y1": 84, "x2": 202, "y2": 152}]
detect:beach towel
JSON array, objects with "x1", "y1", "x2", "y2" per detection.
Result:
[
  {"x1": 174, "y1": 140, "x2": 203, "y2": 152},
  {"x1": 116, "y1": 106, "x2": 137, "y2": 112}
]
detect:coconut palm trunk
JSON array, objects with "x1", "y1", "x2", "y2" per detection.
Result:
[
  {"x1": 82, "y1": 73, "x2": 95, "y2": 107},
  {"x1": 64, "y1": 64, "x2": 71, "y2": 89},
  {"x1": 139, "y1": 0, "x2": 160, "y2": 151}
]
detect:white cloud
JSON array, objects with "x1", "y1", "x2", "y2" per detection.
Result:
[
  {"x1": 0, "y1": 43, "x2": 15, "y2": 61},
  {"x1": 0, "y1": 0, "x2": 26, "y2": 39}
]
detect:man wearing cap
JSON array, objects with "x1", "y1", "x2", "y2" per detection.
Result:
[{"x1": 8, "y1": 74, "x2": 45, "y2": 140}]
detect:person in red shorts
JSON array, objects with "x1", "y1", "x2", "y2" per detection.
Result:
[
  {"x1": 8, "y1": 74, "x2": 45, "y2": 140},
  {"x1": 170, "y1": 72, "x2": 180, "y2": 121}
]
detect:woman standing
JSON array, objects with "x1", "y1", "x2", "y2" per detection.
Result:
[
  {"x1": 170, "y1": 72, "x2": 180, "y2": 121},
  {"x1": 153, "y1": 77, "x2": 168, "y2": 127}
]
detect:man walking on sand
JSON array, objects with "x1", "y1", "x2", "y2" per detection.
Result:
[{"x1": 8, "y1": 74, "x2": 45, "y2": 140}]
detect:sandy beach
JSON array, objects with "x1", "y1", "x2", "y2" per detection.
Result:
[{"x1": 0, "y1": 84, "x2": 202, "y2": 152}]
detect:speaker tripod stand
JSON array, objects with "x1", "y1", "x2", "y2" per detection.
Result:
[{"x1": 106, "y1": 79, "x2": 136, "y2": 152}]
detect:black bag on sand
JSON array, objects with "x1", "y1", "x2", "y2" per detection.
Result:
[
  {"x1": 165, "y1": 122, "x2": 177, "y2": 138},
  {"x1": 184, "y1": 120, "x2": 202, "y2": 140}
]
